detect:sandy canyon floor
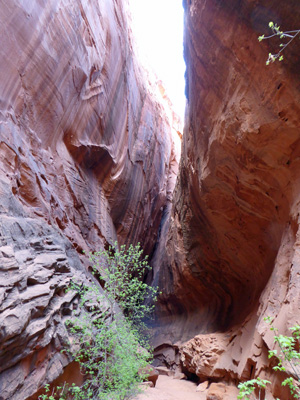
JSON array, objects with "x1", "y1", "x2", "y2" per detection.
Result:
[{"x1": 135, "y1": 375, "x2": 206, "y2": 400}]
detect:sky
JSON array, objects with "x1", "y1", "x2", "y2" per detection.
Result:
[{"x1": 129, "y1": 0, "x2": 186, "y2": 121}]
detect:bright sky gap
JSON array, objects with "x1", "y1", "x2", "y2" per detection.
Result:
[{"x1": 129, "y1": 0, "x2": 186, "y2": 122}]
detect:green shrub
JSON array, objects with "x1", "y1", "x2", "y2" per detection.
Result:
[
  {"x1": 39, "y1": 242, "x2": 158, "y2": 400},
  {"x1": 238, "y1": 317, "x2": 300, "y2": 400}
]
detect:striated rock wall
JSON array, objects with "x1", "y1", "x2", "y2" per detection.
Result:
[
  {"x1": 0, "y1": 0, "x2": 179, "y2": 398},
  {"x1": 155, "y1": 0, "x2": 300, "y2": 334},
  {"x1": 1, "y1": 0, "x2": 299, "y2": 397},
  {"x1": 152, "y1": 0, "x2": 300, "y2": 398}
]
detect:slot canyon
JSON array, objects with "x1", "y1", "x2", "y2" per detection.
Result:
[{"x1": 0, "y1": 0, "x2": 300, "y2": 399}]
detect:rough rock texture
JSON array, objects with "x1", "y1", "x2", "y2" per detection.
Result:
[
  {"x1": 0, "y1": 206, "x2": 84, "y2": 400},
  {"x1": 206, "y1": 382, "x2": 239, "y2": 400},
  {"x1": 151, "y1": 0, "x2": 300, "y2": 398},
  {"x1": 0, "y1": 0, "x2": 179, "y2": 398}
]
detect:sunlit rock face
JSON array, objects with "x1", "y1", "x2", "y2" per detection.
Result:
[
  {"x1": 0, "y1": 0, "x2": 179, "y2": 398},
  {"x1": 153, "y1": 0, "x2": 300, "y2": 396}
]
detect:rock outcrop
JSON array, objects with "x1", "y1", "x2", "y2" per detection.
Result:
[
  {"x1": 0, "y1": 0, "x2": 179, "y2": 398},
  {"x1": 151, "y1": 0, "x2": 300, "y2": 398}
]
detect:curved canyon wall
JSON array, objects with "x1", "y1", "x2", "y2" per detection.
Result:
[
  {"x1": 1, "y1": 0, "x2": 300, "y2": 398},
  {"x1": 0, "y1": 0, "x2": 179, "y2": 398},
  {"x1": 152, "y1": 0, "x2": 300, "y2": 398}
]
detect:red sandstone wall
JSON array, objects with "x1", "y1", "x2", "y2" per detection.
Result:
[
  {"x1": 152, "y1": 1, "x2": 300, "y2": 398},
  {"x1": 0, "y1": 1, "x2": 179, "y2": 398}
]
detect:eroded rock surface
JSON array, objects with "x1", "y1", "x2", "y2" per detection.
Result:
[
  {"x1": 151, "y1": 0, "x2": 300, "y2": 398},
  {"x1": 0, "y1": 0, "x2": 179, "y2": 398},
  {"x1": 154, "y1": 0, "x2": 300, "y2": 334},
  {"x1": 0, "y1": 0, "x2": 179, "y2": 255}
]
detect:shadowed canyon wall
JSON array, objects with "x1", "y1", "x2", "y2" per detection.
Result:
[
  {"x1": 0, "y1": 0, "x2": 179, "y2": 398},
  {"x1": 1, "y1": 0, "x2": 300, "y2": 398},
  {"x1": 151, "y1": 0, "x2": 300, "y2": 398}
]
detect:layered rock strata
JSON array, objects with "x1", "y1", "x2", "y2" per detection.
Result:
[
  {"x1": 0, "y1": 0, "x2": 179, "y2": 398},
  {"x1": 152, "y1": 0, "x2": 300, "y2": 398}
]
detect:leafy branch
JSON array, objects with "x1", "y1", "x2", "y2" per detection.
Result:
[
  {"x1": 39, "y1": 242, "x2": 158, "y2": 400},
  {"x1": 237, "y1": 378, "x2": 271, "y2": 400},
  {"x1": 258, "y1": 21, "x2": 300, "y2": 65},
  {"x1": 238, "y1": 318, "x2": 300, "y2": 400}
]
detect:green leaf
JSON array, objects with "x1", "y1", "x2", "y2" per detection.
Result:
[{"x1": 61, "y1": 243, "x2": 158, "y2": 400}]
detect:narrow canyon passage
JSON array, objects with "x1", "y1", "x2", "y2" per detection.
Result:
[
  {"x1": 135, "y1": 2, "x2": 300, "y2": 400},
  {"x1": 0, "y1": 0, "x2": 299, "y2": 399}
]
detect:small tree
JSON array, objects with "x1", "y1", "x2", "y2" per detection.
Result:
[
  {"x1": 88, "y1": 242, "x2": 157, "y2": 331},
  {"x1": 39, "y1": 242, "x2": 158, "y2": 400}
]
